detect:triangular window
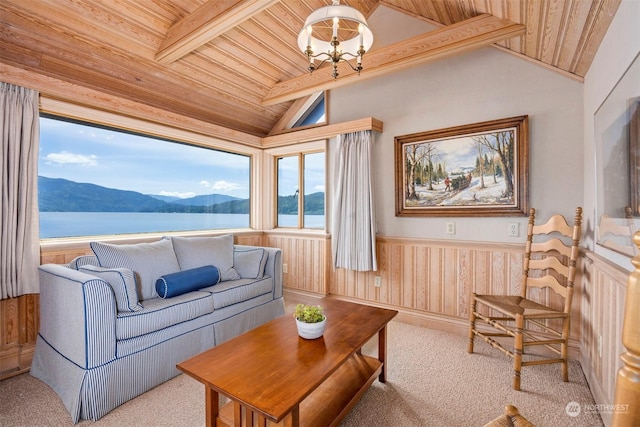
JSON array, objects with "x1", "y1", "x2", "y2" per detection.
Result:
[{"x1": 292, "y1": 92, "x2": 325, "y2": 128}]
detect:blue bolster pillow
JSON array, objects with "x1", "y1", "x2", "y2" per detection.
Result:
[{"x1": 155, "y1": 265, "x2": 220, "y2": 298}]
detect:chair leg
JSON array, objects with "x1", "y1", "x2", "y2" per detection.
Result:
[
  {"x1": 468, "y1": 294, "x2": 477, "y2": 353},
  {"x1": 561, "y1": 319, "x2": 570, "y2": 382},
  {"x1": 513, "y1": 314, "x2": 524, "y2": 391}
]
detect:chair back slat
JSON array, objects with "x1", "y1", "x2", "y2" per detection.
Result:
[
  {"x1": 527, "y1": 276, "x2": 567, "y2": 298},
  {"x1": 530, "y1": 239, "x2": 571, "y2": 258},
  {"x1": 532, "y1": 214, "x2": 573, "y2": 237},
  {"x1": 529, "y1": 256, "x2": 569, "y2": 277},
  {"x1": 521, "y1": 207, "x2": 582, "y2": 306}
]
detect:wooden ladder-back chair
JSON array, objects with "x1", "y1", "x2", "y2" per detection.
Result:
[{"x1": 468, "y1": 207, "x2": 582, "y2": 390}]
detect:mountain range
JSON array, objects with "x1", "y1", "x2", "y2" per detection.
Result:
[{"x1": 38, "y1": 176, "x2": 324, "y2": 215}]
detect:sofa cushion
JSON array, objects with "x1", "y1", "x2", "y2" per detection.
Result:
[
  {"x1": 79, "y1": 265, "x2": 143, "y2": 312},
  {"x1": 201, "y1": 276, "x2": 273, "y2": 310},
  {"x1": 155, "y1": 265, "x2": 220, "y2": 299},
  {"x1": 115, "y1": 291, "x2": 214, "y2": 340},
  {"x1": 233, "y1": 248, "x2": 268, "y2": 279},
  {"x1": 170, "y1": 234, "x2": 240, "y2": 281},
  {"x1": 90, "y1": 239, "x2": 181, "y2": 300}
]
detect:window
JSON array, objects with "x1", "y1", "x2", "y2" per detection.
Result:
[
  {"x1": 292, "y1": 93, "x2": 325, "y2": 128},
  {"x1": 276, "y1": 151, "x2": 325, "y2": 229},
  {"x1": 39, "y1": 115, "x2": 252, "y2": 239}
]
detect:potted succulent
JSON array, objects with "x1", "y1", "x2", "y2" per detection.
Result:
[{"x1": 294, "y1": 303, "x2": 326, "y2": 339}]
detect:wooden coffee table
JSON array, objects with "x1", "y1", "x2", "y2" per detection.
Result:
[{"x1": 177, "y1": 297, "x2": 397, "y2": 427}]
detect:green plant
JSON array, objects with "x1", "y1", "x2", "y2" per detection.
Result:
[{"x1": 294, "y1": 304, "x2": 324, "y2": 323}]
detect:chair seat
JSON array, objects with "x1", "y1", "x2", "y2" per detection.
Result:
[
  {"x1": 483, "y1": 405, "x2": 535, "y2": 427},
  {"x1": 474, "y1": 294, "x2": 567, "y2": 319}
]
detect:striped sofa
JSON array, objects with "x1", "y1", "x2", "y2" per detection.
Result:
[{"x1": 31, "y1": 235, "x2": 285, "y2": 423}]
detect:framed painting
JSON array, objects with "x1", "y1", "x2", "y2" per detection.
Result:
[{"x1": 395, "y1": 115, "x2": 529, "y2": 217}]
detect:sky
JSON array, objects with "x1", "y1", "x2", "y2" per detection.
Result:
[{"x1": 39, "y1": 117, "x2": 325, "y2": 200}]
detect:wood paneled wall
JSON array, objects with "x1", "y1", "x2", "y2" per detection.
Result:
[
  {"x1": 328, "y1": 236, "x2": 584, "y2": 341},
  {"x1": 0, "y1": 295, "x2": 39, "y2": 379},
  {"x1": 580, "y1": 252, "x2": 628, "y2": 427},
  {"x1": 265, "y1": 232, "x2": 329, "y2": 295},
  {"x1": 1, "y1": 231, "x2": 629, "y2": 419}
]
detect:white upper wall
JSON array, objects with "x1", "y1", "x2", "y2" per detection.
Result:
[
  {"x1": 328, "y1": 5, "x2": 583, "y2": 243},
  {"x1": 584, "y1": 0, "x2": 640, "y2": 270}
]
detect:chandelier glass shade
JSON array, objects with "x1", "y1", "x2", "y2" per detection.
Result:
[{"x1": 297, "y1": 0, "x2": 374, "y2": 79}]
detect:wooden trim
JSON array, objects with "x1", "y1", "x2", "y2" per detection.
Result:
[
  {"x1": 262, "y1": 117, "x2": 383, "y2": 148},
  {"x1": 39, "y1": 97, "x2": 264, "y2": 152},
  {"x1": 262, "y1": 14, "x2": 525, "y2": 105}
]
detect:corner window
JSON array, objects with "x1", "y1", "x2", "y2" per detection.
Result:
[
  {"x1": 276, "y1": 152, "x2": 325, "y2": 229},
  {"x1": 39, "y1": 115, "x2": 252, "y2": 239}
]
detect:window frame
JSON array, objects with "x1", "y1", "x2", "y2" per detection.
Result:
[
  {"x1": 265, "y1": 140, "x2": 327, "y2": 231},
  {"x1": 38, "y1": 97, "x2": 263, "y2": 242}
]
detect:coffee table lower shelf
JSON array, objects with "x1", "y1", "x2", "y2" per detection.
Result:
[{"x1": 217, "y1": 353, "x2": 382, "y2": 427}]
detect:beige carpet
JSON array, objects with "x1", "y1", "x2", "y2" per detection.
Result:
[{"x1": 0, "y1": 321, "x2": 602, "y2": 427}]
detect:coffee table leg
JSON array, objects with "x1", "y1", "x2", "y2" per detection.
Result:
[
  {"x1": 290, "y1": 405, "x2": 300, "y2": 427},
  {"x1": 378, "y1": 325, "x2": 388, "y2": 383},
  {"x1": 205, "y1": 387, "x2": 219, "y2": 427}
]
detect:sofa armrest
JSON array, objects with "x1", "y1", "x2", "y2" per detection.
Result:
[
  {"x1": 234, "y1": 245, "x2": 282, "y2": 299},
  {"x1": 38, "y1": 264, "x2": 117, "y2": 369}
]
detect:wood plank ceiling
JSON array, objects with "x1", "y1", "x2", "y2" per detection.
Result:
[{"x1": 0, "y1": 0, "x2": 621, "y2": 138}]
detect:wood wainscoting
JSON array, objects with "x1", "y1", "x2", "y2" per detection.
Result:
[
  {"x1": 0, "y1": 295, "x2": 39, "y2": 379},
  {"x1": 581, "y1": 252, "x2": 629, "y2": 427},
  {"x1": 329, "y1": 236, "x2": 585, "y2": 342},
  {"x1": 1, "y1": 230, "x2": 631, "y2": 416}
]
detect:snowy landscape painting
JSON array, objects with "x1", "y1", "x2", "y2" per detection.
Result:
[{"x1": 395, "y1": 116, "x2": 529, "y2": 217}]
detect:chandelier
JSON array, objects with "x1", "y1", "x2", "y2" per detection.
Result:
[{"x1": 297, "y1": 0, "x2": 374, "y2": 79}]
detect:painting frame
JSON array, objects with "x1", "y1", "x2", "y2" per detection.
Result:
[{"x1": 395, "y1": 115, "x2": 529, "y2": 217}]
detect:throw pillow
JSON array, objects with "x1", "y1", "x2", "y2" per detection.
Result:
[
  {"x1": 170, "y1": 234, "x2": 240, "y2": 281},
  {"x1": 155, "y1": 265, "x2": 220, "y2": 299},
  {"x1": 90, "y1": 239, "x2": 181, "y2": 300},
  {"x1": 79, "y1": 265, "x2": 143, "y2": 312},
  {"x1": 233, "y1": 248, "x2": 268, "y2": 279}
]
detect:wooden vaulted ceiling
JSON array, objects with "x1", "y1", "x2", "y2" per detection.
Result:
[{"x1": 0, "y1": 0, "x2": 621, "y2": 139}]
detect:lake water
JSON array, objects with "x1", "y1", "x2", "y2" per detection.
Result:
[{"x1": 39, "y1": 212, "x2": 324, "y2": 238}]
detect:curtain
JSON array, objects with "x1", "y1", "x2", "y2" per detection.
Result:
[
  {"x1": 1, "y1": 82, "x2": 40, "y2": 299},
  {"x1": 331, "y1": 130, "x2": 377, "y2": 271}
]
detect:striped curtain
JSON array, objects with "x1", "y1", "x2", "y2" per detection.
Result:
[
  {"x1": 331, "y1": 130, "x2": 377, "y2": 271},
  {"x1": 1, "y1": 83, "x2": 40, "y2": 299}
]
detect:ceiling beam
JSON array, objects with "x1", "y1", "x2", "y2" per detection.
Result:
[
  {"x1": 156, "y1": 0, "x2": 279, "y2": 64},
  {"x1": 262, "y1": 14, "x2": 526, "y2": 106}
]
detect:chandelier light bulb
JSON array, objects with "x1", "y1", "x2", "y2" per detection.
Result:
[{"x1": 297, "y1": 0, "x2": 373, "y2": 79}]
